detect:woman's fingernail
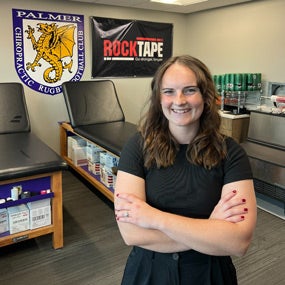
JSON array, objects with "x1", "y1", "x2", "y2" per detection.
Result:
[
  {"x1": 116, "y1": 193, "x2": 119, "y2": 197},
  {"x1": 241, "y1": 216, "x2": 245, "y2": 219},
  {"x1": 233, "y1": 190, "x2": 237, "y2": 193},
  {"x1": 244, "y1": 208, "x2": 248, "y2": 212},
  {"x1": 242, "y1": 198, "x2": 246, "y2": 203}
]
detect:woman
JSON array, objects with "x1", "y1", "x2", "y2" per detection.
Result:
[{"x1": 114, "y1": 55, "x2": 256, "y2": 285}]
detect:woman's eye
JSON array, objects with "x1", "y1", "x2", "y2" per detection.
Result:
[
  {"x1": 161, "y1": 89, "x2": 175, "y2": 95},
  {"x1": 183, "y1": 87, "x2": 199, "y2": 95}
]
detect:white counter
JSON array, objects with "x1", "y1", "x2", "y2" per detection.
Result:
[{"x1": 219, "y1": 110, "x2": 250, "y2": 119}]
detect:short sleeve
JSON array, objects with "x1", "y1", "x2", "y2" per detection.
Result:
[
  {"x1": 118, "y1": 132, "x2": 145, "y2": 179},
  {"x1": 223, "y1": 137, "x2": 253, "y2": 184}
]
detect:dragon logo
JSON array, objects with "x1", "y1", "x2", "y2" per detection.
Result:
[{"x1": 25, "y1": 23, "x2": 76, "y2": 83}]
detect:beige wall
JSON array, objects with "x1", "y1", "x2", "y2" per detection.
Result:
[
  {"x1": 0, "y1": 0, "x2": 284, "y2": 153},
  {"x1": 185, "y1": 0, "x2": 285, "y2": 82}
]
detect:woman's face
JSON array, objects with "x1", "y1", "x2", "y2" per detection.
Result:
[{"x1": 160, "y1": 63, "x2": 204, "y2": 132}]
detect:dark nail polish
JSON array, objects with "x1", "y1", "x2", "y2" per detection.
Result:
[
  {"x1": 233, "y1": 190, "x2": 237, "y2": 193},
  {"x1": 241, "y1": 216, "x2": 245, "y2": 219},
  {"x1": 242, "y1": 198, "x2": 246, "y2": 203},
  {"x1": 244, "y1": 208, "x2": 248, "y2": 212}
]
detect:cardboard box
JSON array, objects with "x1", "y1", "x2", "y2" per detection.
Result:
[
  {"x1": 67, "y1": 136, "x2": 87, "y2": 159},
  {"x1": 8, "y1": 204, "x2": 29, "y2": 234},
  {"x1": 27, "y1": 199, "x2": 51, "y2": 230},
  {"x1": 0, "y1": 208, "x2": 9, "y2": 234}
]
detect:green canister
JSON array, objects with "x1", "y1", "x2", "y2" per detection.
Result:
[
  {"x1": 256, "y1": 73, "x2": 262, "y2": 90},
  {"x1": 234, "y1": 73, "x2": 242, "y2": 91},
  {"x1": 241, "y1": 73, "x2": 247, "y2": 91},
  {"x1": 247, "y1": 73, "x2": 253, "y2": 91},
  {"x1": 224, "y1": 73, "x2": 234, "y2": 91}
]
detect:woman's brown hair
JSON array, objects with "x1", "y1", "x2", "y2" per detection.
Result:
[{"x1": 139, "y1": 55, "x2": 227, "y2": 170}]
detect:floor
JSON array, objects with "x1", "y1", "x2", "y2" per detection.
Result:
[{"x1": 0, "y1": 170, "x2": 284, "y2": 285}]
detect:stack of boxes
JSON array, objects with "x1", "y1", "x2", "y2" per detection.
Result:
[
  {"x1": 0, "y1": 198, "x2": 51, "y2": 236},
  {"x1": 87, "y1": 141, "x2": 105, "y2": 175},
  {"x1": 68, "y1": 135, "x2": 87, "y2": 166},
  {"x1": 68, "y1": 134, "x2": 119, "y2": 189},
  {"x1": 99, "y1": 152, "x2": 119, "y2": 188}
]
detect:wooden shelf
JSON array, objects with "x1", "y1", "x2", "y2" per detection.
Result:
[
  {"x1": 0, "y1": 171, "x2": 63, "y2": 249},
  {"x1": 59, "y1": 122, "x2": 114, "y2": 202}
]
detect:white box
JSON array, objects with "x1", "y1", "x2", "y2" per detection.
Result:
[
  {"x1": 8, "y1": 204, "x2": 29, "y2": 234},
  {"x1": 88, "y1": 160, "x2": 101, "y2": 175},
  {"x1": 100, "y1": 166, "x2": 116, "y2": 188},
  {"x1": 29, "y1": 206, "x2": 51, "y2": 230},
  {"x1": 27, "y1": 199, "x2": 51, "y2": 230},
  {"x1": 105, "y1": 153, "x2": 119, "y2": 173},
  {"x1": 0, "y1": 208, "x2": 9, "y2": 234},
  {"x1": 86, "y1": 142, "x2": 104, "y2": 163},
  {"x1": 72, "y1": 146, "x2": 87, "y2": 166},
  {"x1": 27, "y1": 198, "x2": 51, "y2": 209},
  {"x1": 67, "y1": 136, "x2": 86, "y2": 159},
  {"x1": 99, "y1": 152, "x2": 107, "y2": 167}
]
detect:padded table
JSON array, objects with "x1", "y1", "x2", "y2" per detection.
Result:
[
  {"x1": 0, "y1": 133, "x2": 67, "y2": 180},
  {"x1": 0, "y1": 132, "x2": 67, "y2": 249}
]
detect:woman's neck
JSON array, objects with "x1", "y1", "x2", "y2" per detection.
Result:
[{"x1": 169, "y1": 122, "x2": 200, "y2": 144}]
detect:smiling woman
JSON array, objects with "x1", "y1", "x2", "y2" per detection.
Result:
[{"x1": 114, "y1": 55, "x2": 256, "y2": 285}]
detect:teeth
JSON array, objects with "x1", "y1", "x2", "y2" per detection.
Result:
[{"x1": 172, "y1": 109, "x2": 189, "y2": 113}]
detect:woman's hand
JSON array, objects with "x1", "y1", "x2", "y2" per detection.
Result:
[
  {"x1": 210, "y1": 190, "x2": 248, "y2": 223},
  {"x1": 115, "y1": 193, "x2": 160, "y2": 229}
]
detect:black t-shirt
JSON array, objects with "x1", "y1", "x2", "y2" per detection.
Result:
[{"x1": 118, "y1": 132, "x2": 253, "y2": 219}]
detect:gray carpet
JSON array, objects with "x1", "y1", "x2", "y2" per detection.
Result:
[{"x1": 0, "y1": 170, "x2": 284, "y2": 285}]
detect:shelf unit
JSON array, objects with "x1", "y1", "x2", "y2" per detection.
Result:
[
  {"x1": 0, "y1": 171, "x2": 63, "y2": 249},
  {"x1": 59, "y1": 122, "x2": 114, "y2": 202},
  {"x1": 221, "y1": 90, "x2": 262, "y2": 114}
]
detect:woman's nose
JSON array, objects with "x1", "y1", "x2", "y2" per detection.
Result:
[{"x1": 174, "y1": 90, "x2": 186, "y2": 104}]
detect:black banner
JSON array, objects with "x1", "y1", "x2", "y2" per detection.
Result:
[{"x1": 91, "y1": 17, "x2": 173, "y2": 78}]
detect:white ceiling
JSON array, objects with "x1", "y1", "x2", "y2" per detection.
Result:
[{"x1": 68, "y1": 0, "x2": 256, "y2": 14}]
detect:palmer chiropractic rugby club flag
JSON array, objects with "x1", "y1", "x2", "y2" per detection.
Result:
[
  {"x1": 91, "y1": 17, "x2": 173, "y2": 78},
  {"x1": 13, "y1": 9, "x2": 85, "y2": 95}
]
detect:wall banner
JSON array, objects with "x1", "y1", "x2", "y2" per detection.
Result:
[
  {"x1": 12, "y1": 9, "x2": 85, "y2": 95},
  {"x1": 91, "y1": 17, "x2": 173, "y2": 78}
]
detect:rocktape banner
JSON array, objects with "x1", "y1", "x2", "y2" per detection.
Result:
[{"x1": 91, "y1": 17, "x2": 173, "y2": 78}]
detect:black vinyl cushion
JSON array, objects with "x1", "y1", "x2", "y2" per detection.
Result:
[
  {"x1": 75, "y1": 121, "x2": 137, "y2": 156},
  {"x1": 0, "y1": 82, "x2": 30, "y2": 134},
  {"x1": 62, "y1": 80, "x2": 138, "y2": 155},
  {"x1": 0, "y1": 133, "x2": 67, "y2": 180},
  {"x1": 62, "y1": 80, "x2": 125, "y2": 127}
]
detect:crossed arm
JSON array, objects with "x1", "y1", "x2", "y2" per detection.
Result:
[{"x1": 114, "y1": 170, "x2": 257, "y2": 257}]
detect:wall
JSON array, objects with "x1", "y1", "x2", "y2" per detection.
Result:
[
  {"x1": 0, "y1": 0, "x2": 187, "y2": 152},
  {"x1": 1, "y1": 0, "x2": 284, "y2": 153},
  {"x1": 185, "y1": 0, "x2": 285, "y2": 83}
]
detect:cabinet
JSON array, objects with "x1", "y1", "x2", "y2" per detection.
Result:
[
  {"x1": 0, "y1": 171, "x2": 63, "y2": 249},
  {"x1": 219, "y1": 111, "x2": 250, "y2": 143},
  {"x1": 59, "y1": 122, "x2": 114, "y2": 202}
]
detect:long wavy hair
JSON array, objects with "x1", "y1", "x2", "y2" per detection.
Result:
[{"x1": 139, "y1": 55, "x2": 227, "y2": 170}]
